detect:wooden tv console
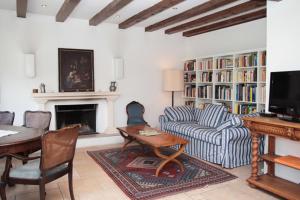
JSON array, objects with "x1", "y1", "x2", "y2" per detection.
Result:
[{"x1": 243, "y1": 116, "x2": 300, "y2": 200}]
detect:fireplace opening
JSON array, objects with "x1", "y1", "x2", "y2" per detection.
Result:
[{"x1": 55, "y1": 104, "x2": 98, "y2": 135}]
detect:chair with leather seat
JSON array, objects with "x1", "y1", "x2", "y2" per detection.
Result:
[
  {"x1": 0, "y1": 111, "x2": 15, "y2": 125},
  {"x1": 24, "y1": 111, "x2": 52, "y2": 131},
  {"x1": 1, "y1": 125, "x2": 80, "y2": 200},
  {"x1": 126, "y1": 101, "x2": 148, "y2": 126}
]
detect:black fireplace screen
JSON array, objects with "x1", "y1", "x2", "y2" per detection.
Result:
[{"x1": 55, "y1": 104, "x2": 97, "y2": 135}]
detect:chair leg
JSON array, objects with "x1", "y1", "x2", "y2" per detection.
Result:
[
  {"x1": 39, "y1": 182, "x2": 46, "y2": 200},
  {"x1": 68, "y1": 169, "x2": 75, "y2": 200},
  {"x1": 0, "y1": 182, "x2": 6, "y2": 200}
]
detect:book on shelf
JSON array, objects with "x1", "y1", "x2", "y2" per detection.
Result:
[
  {"x1": 184, "y1": 60, "x2": 196, "y2": 71},
  {"x1": 236, "y1": 68, "x2": 257, "y2": 82},
  {"x1": 184, "y1": 73, "x2": 196, "y2": 83},
  {"x1": 185, "y1": 85, "x2": 196, "y2": 97},
  {"x1": 260, "y1": 85, "x2": 266, "y2": 103},
  {"x1": 236, "y1": 84, "x2": 257, "y2": 102},
  {"x1": 215, "y1": 70, "x2": 232, "y2": 83},
  {"x1": 198, "y1": 85, "x2": 212, "y2": 99},
  {"x1": 215, "y1": 85, "x2": 232, "y2": 101},
  {"x1": 216, "y1": 57, "x2": 233, "y2": 69},
  {"x1": 260, "y1": 51, "x2": 266, "y2": 66},
  {"x1": 234, "y1": 104, "x2": 257, "y2": 114},
  {"x1": 261, "y1": 68, "x2": 266, "y2": 82},
  {"x1": 235, "y1": 52, "x2": 257, "y2": 67},
  {"x1": 199, "y1": 58, "x2": 213, "y2": 70},
  {"x1": 199, "y1": 71, "x2": 213, "y2": 82}
]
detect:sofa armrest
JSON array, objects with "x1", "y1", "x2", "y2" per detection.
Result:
[
  {"x1": 159, "y1": 115, "x2": 169, "y2": 131},
  {"x1": 221, "y1": 127, "x2": 250, "y2": 141}
]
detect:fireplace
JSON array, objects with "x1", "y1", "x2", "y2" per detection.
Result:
[{"x1": 55, "y1": 104, "x2": 98, "y2": 135}]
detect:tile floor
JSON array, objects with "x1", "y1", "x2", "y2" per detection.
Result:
[{"x1": 1, "y1": 143, "x2": 280, "y2": 200}]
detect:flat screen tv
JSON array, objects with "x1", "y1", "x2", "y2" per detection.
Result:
[{"x1": 269, "y1": 70, "x2": 300, "y2": 122}]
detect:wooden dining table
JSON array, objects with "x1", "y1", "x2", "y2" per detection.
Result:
[{"x1": 0, "y1": 125, "x2": 44, "y2": 184}]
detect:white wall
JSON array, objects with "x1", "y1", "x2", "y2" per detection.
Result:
[
  {"x1": 0, "y1": 9, "x2": 186, "y2": 130},
  {"x1": 267, "y1": 0, "x2": 300, "y2": 183}
]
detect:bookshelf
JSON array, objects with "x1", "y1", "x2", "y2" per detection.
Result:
[{"x1": 183, "y1": 49, "x2": 267, "y2": 114}]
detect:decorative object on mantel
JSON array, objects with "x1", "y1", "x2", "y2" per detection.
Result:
[
  {"x1": 40, "y1": 83, "x2": 46, "y2": 93},
  {"x1": 32, "y1": 89, "x2": 38, "y2": 93},
  {"x1": 58, "y1": 48, "x2": 94, "y2": 92},
  {"x1": 109, "y1": 81, "x2": 117, "y2": 92},
  {"x1": 163, "y1": 69, "x2": 184, "y2": 107},
  {"x1": 24, "y1": 54, "x2": 35, "y2": 78}
]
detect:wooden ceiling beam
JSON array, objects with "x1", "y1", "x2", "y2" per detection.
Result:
[
  {"x1": 166, "y1": 0, "x2": 266, "y2": 34},
  {"x1": 16, "y1": 0, "x2": 28, "y2": 18},
  {"x1": 145, "y1": 0, "x2": 238, "y2": 32},
  {"x1": 89, "y1": 0, "x2": 133, "y2": 26},
  {"x1": 183, "y1": 9, "x2": 266, "y2": 37},
  {"x1": 56, "y1": 0, "x2": 81, "y2": 22},
  {"x1": 119, "y1": 0, "x2": 185, "y2": 29}
]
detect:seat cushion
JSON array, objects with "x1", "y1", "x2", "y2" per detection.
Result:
[
  {"x1": 198, "y1": 104, "x2": 227, "y2": 128},
  {"x1": 164, "y1": 122, "x2": 221, "y2": 145},
  {"x1": 9, "y1": 160, "x2": 68, "y2": 180},
  {"x1": 164, "y1": 106, "x2": 194, "y2": 122}
]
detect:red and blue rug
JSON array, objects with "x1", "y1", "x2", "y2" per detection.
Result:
[{"x1": 88, "y1": 146, "x2": 236, "y2": 200}]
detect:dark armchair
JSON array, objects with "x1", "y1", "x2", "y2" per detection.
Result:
[
  {"x1": 0, "y1": 111, "x2": 15, "y2": 125},
  {"x1": 1, "y1": 125, "x2": 80, "y2": 200},
  {"x1": 126, "y1": 101, "x2": 148, "y2": 126}
]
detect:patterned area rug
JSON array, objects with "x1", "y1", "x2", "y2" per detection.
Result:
[{"x1": 88, "y1": 146, "x2": 236, "y2": 200}]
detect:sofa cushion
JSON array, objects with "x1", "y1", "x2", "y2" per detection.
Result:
[
  {"x1": 216, "y1": 116, "x2": 244, "y2": 132},
  {"x1": 198, "y1": 104, "x2": 227, "y2": 128},
  {"x1": 193, "y1": 108, "x2": 203, "y2": 121},
  {"x1": 164, "y1": 121, "x2": 221, "y2": 145},
  {"x1": 164, "y1": 106, "x2": 194, "y2": 122}
]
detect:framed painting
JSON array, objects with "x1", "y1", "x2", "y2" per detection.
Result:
[{"x1": 58, "y1": 48, "x2": 94, "y2": 92}]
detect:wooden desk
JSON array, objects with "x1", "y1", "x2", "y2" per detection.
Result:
[
  {"x1": 243, "y1": 117, "x2": 300, "y2": 200},
  {"x1": 0, "y1": 125, "x2": 44, "y2": 183}
]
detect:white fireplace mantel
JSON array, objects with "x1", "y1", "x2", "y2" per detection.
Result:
[{"x1": 32, "y1": 92, "x2": 120, "y2": 134}]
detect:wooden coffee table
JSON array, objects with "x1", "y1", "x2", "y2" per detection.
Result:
[{"x1": 117, "y1": 125, "x2": 188, "y2": 177}]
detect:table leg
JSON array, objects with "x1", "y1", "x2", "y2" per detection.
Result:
[
  {"x1": 267, "y1": 136, "x2": 275, "y2": 176},
  {"x1": 153, "y1": 144, "x2": 186, "y2": 177},
  {"x1": 250, "y1": 132, "x2": 260, "y2": 181}
]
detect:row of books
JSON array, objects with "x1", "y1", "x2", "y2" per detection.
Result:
[
  {"x1": 260, "y1": 51, "x2": 266, "y2": 66},
  {"x1": 216, "y1": 58, "x2": 233, "y2": 69},
  {"x1": 234, "y1": 104, "x2": 257, "y2": 114},
  {"x1": 235, "y1": 53, "x2": 258, "y2": 68},
  {"x1": 199, "y1": 59, "x2": 213, "y2": 71},
  {"x1": 184, "y1": 73, "x2": 196, "y2": 82},
  {"x1": 184, "y1": 60, "x2": 196, "y2": 71},
  {"x1": 198, "y1": 86, "x2": 213, "y2": 99},
  {"x1": 259, "y1": 86, "x2": 266, "y2": 103},
  {"x1": 215, "y1": 86, "x2": 232, "y2": 100},
  {"x1": 199, "y1": 72, "x2": 213, "y2": 82},
  {"x1": 215, "y1": 71, "x2": 232, "y2": 83},
  {"x1": 185, "y1": 101, "x2": 195, "y2": 107},
  {"x1": 236, "y1": 84, "x2": 257, "y2": 102},
  {"x1": 236, "y1": 69, "x2": 257, "y2": 83},
  {"x1": 184, "y1": 85, "x2": 196, "y2": 97}
]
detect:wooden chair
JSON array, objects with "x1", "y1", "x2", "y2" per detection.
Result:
[
  {"x1": 126, "y1": 101, "x2": 148, "y2": 126},
  {"x1": 24, "y1": 111, "x2": 52, "y2": 131},
  {"x1": 0, "y1": 111, "x2": 15, "y2": 125},
  {"x1": 1, "y1": 125, "x2": 80, "y2": 200}
]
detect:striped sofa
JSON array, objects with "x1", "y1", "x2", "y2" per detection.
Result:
[{"x1": 159, "y1": 104, "x2": 260, "y2": 168}]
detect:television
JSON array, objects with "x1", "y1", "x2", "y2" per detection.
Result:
[{"x1": 269, "y1": 70, "x2": 300, "y2": 122}]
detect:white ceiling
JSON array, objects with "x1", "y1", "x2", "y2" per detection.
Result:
[{"x1": 0, "y1": 0, "x2": 251, "y2": 28}]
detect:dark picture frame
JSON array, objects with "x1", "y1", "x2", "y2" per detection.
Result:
[{"x1": 58, "y1": 48, "x2": 94, "y2": 92}]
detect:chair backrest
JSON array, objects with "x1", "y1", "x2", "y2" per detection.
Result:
[
  {"x1": 126, "y1": 101, "x2": 147, "y2": 125},
  {"x1": 41, "y1": 125, "x2": 80, "y2": 171},
  {"x1": 24, "y1": 111, "x2": 52, "y2": 130},
  {"x1": 0, "y1": 111, "x2": 15, "y2": 125}
]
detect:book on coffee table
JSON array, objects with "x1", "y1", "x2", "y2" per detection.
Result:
[{"x1": 139, "y1": 130, "x2": 161, "y2": 136}]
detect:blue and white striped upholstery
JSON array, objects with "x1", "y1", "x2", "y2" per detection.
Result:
[
  {"x1": 159, "y1": 115, "x2": 169, "y2": 131},
  {"x1": 193, "y1": 108, "x2": 203, "y2": 122},
  {"x1": 198, "y1": 104, "x2": 227, "y2": 128},
  {"x1": 164, "y1": 106, "x2": 194, "y2": 122},
  {"x1": 216, "y1": 116, "x2": 244, "y2": 132}
]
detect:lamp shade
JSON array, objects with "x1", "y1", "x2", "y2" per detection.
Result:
[
  {"x1": 163, "y1": 69, "x2": 184, "y2": 92},
  {"x1": 24, "y1": 54, "x2": 35, "y2": 78}
]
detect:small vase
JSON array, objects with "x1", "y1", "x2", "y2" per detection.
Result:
[{"x1": 109, "y1": 81, "x2": 117, "y2": 92}]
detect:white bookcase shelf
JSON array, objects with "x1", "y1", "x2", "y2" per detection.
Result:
[{"x1": 183, "y1": 49, "x2": 266, "y2": 114}]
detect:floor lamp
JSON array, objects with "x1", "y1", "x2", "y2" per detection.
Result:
[{"x1": 163, "y1": 69, "x2": 184, "y2": 107}]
